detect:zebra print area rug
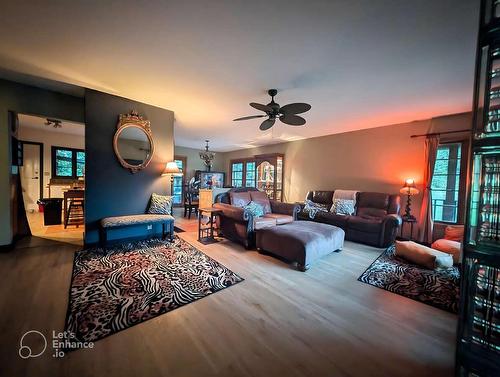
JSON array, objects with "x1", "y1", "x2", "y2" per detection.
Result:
[
  {"x1": 358, "y1": 246, "x2": 460, "y2": 313},
  {"x1": 65, "y1": 236, "x2": 243, "y2": 344}
]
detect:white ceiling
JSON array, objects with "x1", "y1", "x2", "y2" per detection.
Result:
[
  {"x1": 0, "y1": 0, "x2": 478, "y2": 152},
  {"x1": 18, "y1": 114, "x2": 84, "y2": 136}
]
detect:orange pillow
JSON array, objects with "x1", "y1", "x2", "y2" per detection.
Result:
[
  {"x1": 444, "y1": 225, "x2": 464, "y2": 242},
  {"x1": 431, "y1": 239, "x2": 462, "y2": 264}
]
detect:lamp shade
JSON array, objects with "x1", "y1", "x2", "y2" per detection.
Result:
[
  {"x1": 399, "y1": 178, "x2": 419, "y2": 195},
  {"x1": 162, "y1": 161, "x2": 181, "y2": 175}
]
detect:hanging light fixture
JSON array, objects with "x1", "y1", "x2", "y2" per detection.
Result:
[{"x1": 199, "y1": 139, "x2": 216, "y2": 172}]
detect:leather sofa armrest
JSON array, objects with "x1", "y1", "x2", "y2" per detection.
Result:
[
  {"x1": 213, "y1": 203, "x2": 250, "y2": 222},
  {"x1": 382, "y1": 214, "x2": 402, "y2": 227},
  {"x1": 270, "y1": 201, "x2": 301, "y2": 220},
  {"x1": 380, "y1": 214, "x2": 402, "y2": 247}
]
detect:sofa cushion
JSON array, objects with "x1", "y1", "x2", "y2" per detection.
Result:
[
  {"x1": 347, "y1": 216, "x2": 383, "y2": 233},
  {"x1": 314, "y1": 211, "x2": 349, "y2": 228},
  {"x1": 431, "y1": 239, "x2": 462, "y2": 264},
  {"x1": 357, "y1": 192, "x2": 389, "y2": 218},
  {"x1": 310, "y1": 191, "x2": 334, "y2": 205},
  {"x1": 254, "y1": 217, "x2": 277, "y2": 230},
  {"x1": 357, "y1": 207, "x2": 387, "y2": 218},
  {"x1": 249, "y1": 190, "x2": 272, "y2": 214},
  {"x1": 230, "y1": 191, "x2": 252, "y2": 207},
  {"x1": 263, "y1": 213, "x2": 294, "y2": 225},
  {"x1": 395, "y1": 240, "x2": 453, "y2": 270},
  {"x1": 357, "y1": 192, "x2": 389, "y2": 209}
]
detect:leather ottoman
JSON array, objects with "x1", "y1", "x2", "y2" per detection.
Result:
[{"x1": 256, "y1": 221, "x2": 345, "y2": 271}]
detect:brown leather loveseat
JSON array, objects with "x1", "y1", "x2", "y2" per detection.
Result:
[
  {"x1": 213, "y1": 188, "x2": 300, "y2": 248},
  {"x1": 298, "y1": 190, "x2": 402, "y2": 248}
]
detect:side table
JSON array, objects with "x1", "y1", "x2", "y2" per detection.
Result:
[
  {"x1": 400, "y1": 216, "x2": 418, "y2": 241},
  {"x1": 198, "y1": 207, "x2": 223, "y2": 245}
]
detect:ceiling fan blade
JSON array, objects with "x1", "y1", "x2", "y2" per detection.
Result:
[
  {"x1": 250, "y1": 102, "x2": 272, "y2": 113},
  {"x1": 279, "y1": 103, "x2": 311, "y2": 115},
  {"x1": 259, "y1": 118, "x2": 275, "y2": 131},
  {"x1": 233, "y1": 115, "x2": 267, "y2": 121},
  {"x1": 279, "y1": 115, "x2": 306, "y2": 126}
]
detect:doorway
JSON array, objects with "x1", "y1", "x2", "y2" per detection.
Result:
[
  {"x1": 18, "y1": 113, "x2": 85, "y2": 246},
  {"x1": 19, "y1": 141, "x2": 43, "y2": 212},
  {"x1": 172, "y1": 156, "x2": 187, "y2": 206}
]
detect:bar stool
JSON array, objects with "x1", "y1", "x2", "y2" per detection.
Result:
[{"x1": 65, "y1": 199, "x2": 85, "y2": 228}]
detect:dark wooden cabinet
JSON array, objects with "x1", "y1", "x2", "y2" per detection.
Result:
[
  {"x1": 255, "y1": 153, "x2": 284, "y2": 202},
  {"x1": 457, "y1": 1, "x2": 500, "y2": 375}
]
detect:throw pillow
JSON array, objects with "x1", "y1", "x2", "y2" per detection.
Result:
[
  {"x1": 330, "y1": 199, "x2": 355, "y2": 215},
  {"x1": 147, "y1": 193, "x2": 172, "y2": 215},
  {"x1": 395, "y1": 240, "x2": 453, "y2": 270},
  {"x1": 431, "y1": 239, "x2": 462, "y2": 264},
  {"x1": 243, "y1": 201, "x2": 264, "y2": 218},
  {"x1": 249, "y1": 190, "x2": 272, "y2": 214},
  {"x1": 444, "y1": 225, "x2": 464, "y2": 242},
  {"x1": 230, "y1": 191, "x2": 252, "y2": 208},
  {"x1": 303, "y1": 199, "x2": 329, "y2": 219}
]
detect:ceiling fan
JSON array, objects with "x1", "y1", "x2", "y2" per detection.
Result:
[{"x1": 233, "y1": 89, "x2": 311, "y2": 131}]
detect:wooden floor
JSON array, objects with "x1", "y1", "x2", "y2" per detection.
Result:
[
  {"x1": 0, "y1": 210, "x2": 457, "y2": 377},
  {"x1": 26, "y1": 211, "x2": 84, "y2": 246}
]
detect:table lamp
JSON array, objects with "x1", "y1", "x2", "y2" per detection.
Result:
[{"x1": 399, "y1": 178, "x2": 419, "y2": 220}]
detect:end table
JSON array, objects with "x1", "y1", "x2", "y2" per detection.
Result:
[
  {"x1": 400, "y1": 216, "x2": 417, "y2": 241},
  {"x1": 198, "y1": 207, "x2": 223, "y2": 245}
]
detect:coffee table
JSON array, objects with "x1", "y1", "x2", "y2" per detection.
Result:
[{"x1": 256, "y1": 221, "x2": 345, "y2": 271}]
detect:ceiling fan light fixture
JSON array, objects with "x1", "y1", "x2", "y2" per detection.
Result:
[{"x1": 234, "y1": 89, "x2": 311, "y2": 131}]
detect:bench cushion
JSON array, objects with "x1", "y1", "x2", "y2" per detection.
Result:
[{"x1": 101, "y1": 214, "x2": 174, "y2": 228}]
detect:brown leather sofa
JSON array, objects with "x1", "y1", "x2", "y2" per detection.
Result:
[
  {"x1": 213, "y1": 188, "x2": 301, "y2": 248},
  {"x1": 298, "y1": 190, "x2": 402, "y2": 248}
]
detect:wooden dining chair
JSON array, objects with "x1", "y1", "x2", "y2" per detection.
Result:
[{"x1": 184, "y1": 190, "x2": 199, "y2": 219}]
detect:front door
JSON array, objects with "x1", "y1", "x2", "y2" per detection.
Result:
[{"x1": 20, "y1": 143, "x2": 42, "y2": 212}]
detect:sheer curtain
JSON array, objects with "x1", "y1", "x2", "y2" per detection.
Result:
[{"x1": 418, "y1": 135, "x2": 440, "y2": 244}]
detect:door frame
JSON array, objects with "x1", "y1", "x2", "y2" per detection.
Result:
[
  {"x1": 20, "y1": 140, "x2": 44, "y2": 201},
  {"x1": 173, "y1": 155, "x2": 187, "y2": 207}
]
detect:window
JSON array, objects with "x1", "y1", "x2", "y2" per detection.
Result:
[
  {"x1": 245, "y1": 161, "x2": 256, "y2": 187},
  {"x1": 231, "y1": 160, "x2": 257, "y2": 188},
  {"x1": 52, "y1": 146, "x2": 85, "y2": 179},
  {"x1": 231, "y1": 162, "x2": 243, "y2": 187},
  {"x1": 431, "y1": 143, "x2": 462, "y2": 223}
]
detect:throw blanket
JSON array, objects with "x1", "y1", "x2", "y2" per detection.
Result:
[
  {"x1": 331, "y1": 189, "x2": 358, "y2": 215},
  {"x1": 303, "y1": 199, "x2": 329, "y2": 219},
  {"x1": 333, "y1": 189, "x2": 358, "y2": 202}
]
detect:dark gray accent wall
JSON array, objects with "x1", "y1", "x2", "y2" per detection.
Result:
[
  {"x1": 84, "y1": 89, "x2": 174, "y2": 245},
  {"x1": 0, "y1": 78, "x2": 84, "y2": 246}
]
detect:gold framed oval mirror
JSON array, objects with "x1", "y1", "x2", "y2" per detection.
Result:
[{"x1": 113, "y1": 110, "x2": 155, "y2": 173}]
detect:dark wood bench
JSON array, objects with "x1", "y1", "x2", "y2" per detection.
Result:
[{"x1": 100, "y1": 214, "x2": 174, "y2": 246}]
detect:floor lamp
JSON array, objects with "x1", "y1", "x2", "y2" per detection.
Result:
[{"x1": 162, "y1": 161, "x2": 182, "y2": 196}]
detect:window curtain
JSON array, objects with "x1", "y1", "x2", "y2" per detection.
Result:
[{"x1": 418, "y1": 135, "x2": 440, "y2": 244}]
